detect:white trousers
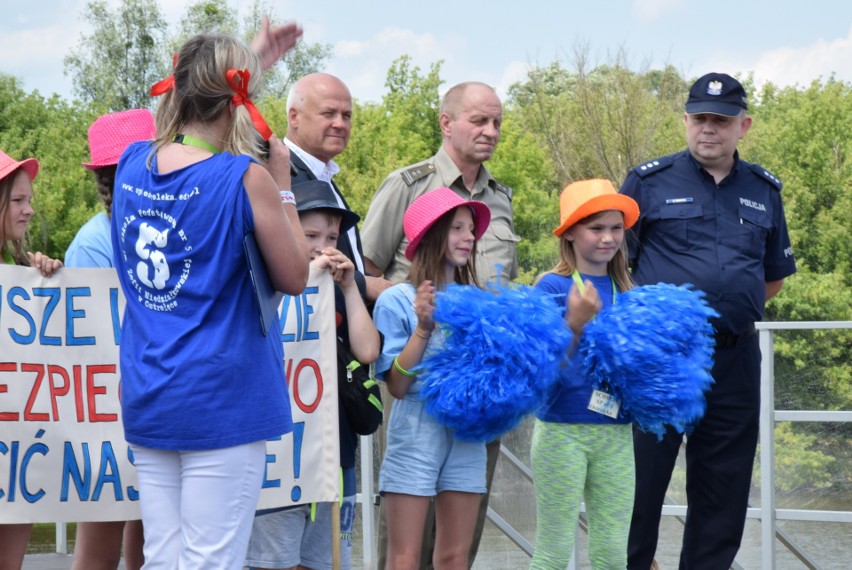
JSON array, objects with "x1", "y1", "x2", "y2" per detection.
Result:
[{"x1": 131, "y1": 441, "x2": 266, "y2": 570}]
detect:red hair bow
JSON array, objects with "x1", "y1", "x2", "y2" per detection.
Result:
[
  {"x1": 226, "y1": 69, "x2": 272, "y2": 141},
  {"x1": 150, "y1": 54, "x2": 178, "y2": 96}
]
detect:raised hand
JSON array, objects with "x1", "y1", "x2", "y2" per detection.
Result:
[{"x1": 251, "y1": 17, "x2": 304, "y2": 71}]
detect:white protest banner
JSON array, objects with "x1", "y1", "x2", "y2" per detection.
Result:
[
  {"x1": 257, "y1": 266, "x2": 340, "y2": 509},
  {"x1": 0, "y1": 264, "x2": 338, "y2": 522},
  {"x1": 0, "y1": 265, "x2": 132, "y2": 523}
]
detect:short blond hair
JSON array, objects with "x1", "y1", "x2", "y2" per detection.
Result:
[{"x1": 440, "y1": 81, "x2": 496, "y2": 119}]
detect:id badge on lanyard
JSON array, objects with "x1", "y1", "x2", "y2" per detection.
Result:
[
  {"x1": 572, "y1": 270, "x2": 621, "y2": 419},
  {"x1": 588, "y1": 389, "x2": 620, "y2": 418}
]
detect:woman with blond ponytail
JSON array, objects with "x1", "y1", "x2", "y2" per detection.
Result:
[{"x1": 110, "y1": 30, "x2": 308, "y2": 569}]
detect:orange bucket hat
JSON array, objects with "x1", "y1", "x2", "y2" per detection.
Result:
[
  {"x1": 0, "y1": 150, "x2": 38, "y2": 184},
  {"x1": 83, "y1": 109, "x2": 156, "y2": 170},
  {"x1": 552, "y1": 179, "x2": 639, "y2": 237}
]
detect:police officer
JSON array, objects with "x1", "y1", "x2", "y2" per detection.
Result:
[
  {"x1": 360, "y1": 81, "x2": 520, "y2": 569},
  {"x1": 622, "y1": 72, "x2": 797, "y2": 569}
]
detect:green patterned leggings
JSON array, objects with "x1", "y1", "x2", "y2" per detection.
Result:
[{"x1": 530, "y1": 420, "x2": 634, "y2": 569}]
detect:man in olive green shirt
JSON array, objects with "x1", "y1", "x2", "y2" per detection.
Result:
[
  {"x1": 361, "y1": 81, "x2": 519, "y2": 286},
  {"x1": 360, "y1": 81, "x2": 520, "y2": 570}
]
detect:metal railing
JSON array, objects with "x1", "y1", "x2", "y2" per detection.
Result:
[
  {"x1": 756, "y1": 321, "x2": 852, "y2": 569},
  {"x1": 356, "y1": 320, "x2": 852, "y2": 569}
]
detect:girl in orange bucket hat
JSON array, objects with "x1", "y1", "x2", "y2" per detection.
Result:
[
  {"x1": 530, "y1": 178, "x2": 639, "y2": 569},
  {"x1": 0, "y1": 149, "x2": 63, "y2": 569},
  {"x1": 372, "y1": 187, "x2": 491, "y2": 569}
]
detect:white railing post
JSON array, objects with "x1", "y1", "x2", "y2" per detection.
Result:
[
  {"x1": 359, "y1": 434, "x2": 375, "y2": 570},
  {"x1": 55, "y1": 522, "x2": 67, "y2": 554},
  {"x1": 758, "y1": 327, "x2": 776, "y2": 569}
]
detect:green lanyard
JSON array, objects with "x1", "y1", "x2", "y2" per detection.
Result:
[
  {"x1": 172, "y1": 133, "x2": 221, "y2": 154},
  {"x1": 571, "y1": 269, "x2": 617, "y2": 303}
]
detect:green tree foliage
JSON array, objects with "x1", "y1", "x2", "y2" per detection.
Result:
[
  {"x1": 506, "y1": 50, "x2": 685, "y2": 187},
  {"x1": 766, "y1": 273, "x2": 852, "y2": 420},
  {"x1": 746, "y1": 80, "x2": 852, "y2": 456},
  {"x1": 335, "y1": 56, "x2": 443, "y2": 219},
  {"x1": 173, "y1": 0, "x2": 239, "y2": 48},
  {"x1": 745, "y1": 78, "x2": 852, "y2": 277},
  {"x1": 63, "y1": 0, "x2": 331, "y2": 113},
  {"x1": 504, "y1": 51, "x2": 688, "y2": 280},
  {"x1": 0, "y1": 75, "x2": 95, "y2": 258},
  {"x1": 756, "y1": 423, "x2": 836, "y2": 494},
  {"x1": 64, "y1": 0, "x2": 169, "y2": 112},
  {"x1": 487, "y1": 112, "x2": 556, "y2": 283}
]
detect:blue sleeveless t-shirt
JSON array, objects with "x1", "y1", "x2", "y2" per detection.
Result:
[{"x1": 111, "y1": 141, "x2": 292, "y2": 450}]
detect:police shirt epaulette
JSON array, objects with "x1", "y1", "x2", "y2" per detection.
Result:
[
  {"x1": 747, "y1": 163, "x2": 783, "y2": 191},
  {"x1": 633, "y1": 155, "x2": 675, "y2": 178},
  {"x1": 400, "y1": 162, "x2": 436, "y2": 186},
  {"x1": 493, "y1": 181, "x2": 514, "y2": 200}
]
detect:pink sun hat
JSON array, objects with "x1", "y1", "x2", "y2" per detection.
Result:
[
  {"x1": 0, "y1": 150, "x2": 39, "y2": 183},
  {"x1": 83, "y1": 109, "x2": 157, "y2": 170},
  {"x1": 403, "y1": 187, "x2": 491, "y2": 261}
]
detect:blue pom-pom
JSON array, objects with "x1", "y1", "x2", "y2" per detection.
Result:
[
  {"x1": 579, "y1": 283, "x2": 719, "y2": 438},
  {"x1": 417, "y1": 281, "x2": 571, "y2": 442}
]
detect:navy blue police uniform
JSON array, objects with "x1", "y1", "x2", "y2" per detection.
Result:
[{"x1": 621, "y1": 149, "x2": 796, "y2": 569}]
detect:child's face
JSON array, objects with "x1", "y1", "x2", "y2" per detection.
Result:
[
  {"x1": 444, "y1": 207, "x2": 476, "y2": 268},
  {"x1": 564, "y1": 210, "x2": 625, "y2": 274},
  {"x1": 300, "y1": 211, "x2": 340, "y2": 261},
  {"x1": 3, "y1": 171, "x2": 34, "y2": 242}
]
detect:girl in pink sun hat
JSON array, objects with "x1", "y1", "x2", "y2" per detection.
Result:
[
  {"x1": 66, "y1": 108, "x2": 157, "y2": 269},
  {"x1": 68, "y1": 109, "x2": 155, "y2": 570},
  {"x1": 372, "y1": 186, "x2": 491, "y2": 569},
  {"x1": 0, "y1": 149, "x2": 63, "y2": 569},
  {"x1": 0, "y1": 150, "x2": 63, "y2": 274}
]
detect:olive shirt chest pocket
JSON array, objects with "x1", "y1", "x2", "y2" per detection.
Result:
[{"x1": 657, "y1": 202, "x2": 703, "y2": 250}]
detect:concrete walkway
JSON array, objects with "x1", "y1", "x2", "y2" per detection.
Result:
[
  {"x1": 22, "y1": 554, "x2": 126, "y2": 570},
  {"x1": 22, "y1": 554, "x2": 73, "y2": 570}
]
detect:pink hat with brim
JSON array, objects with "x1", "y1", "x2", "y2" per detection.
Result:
[
  {"x1": 0, "y1": 150, "x2": 38, "y2": 183},
  {"x1": 83, "y1": 109, "x2": 157, "y2": 170},
  {"x1": 552, "y1": 179, "x2": 640, "y2": 237},
  {"x1": 404, "y1": 187, "x2": 492, "y2": 261}
]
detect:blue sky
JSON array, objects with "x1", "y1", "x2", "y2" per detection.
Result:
[{"x1": 3, "y1": 0, "x2": 852, "y2": 103}]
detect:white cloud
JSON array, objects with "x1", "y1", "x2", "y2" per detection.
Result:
[
  {"x1": 1, "y1": 23, "x2": 82, "y2": 97},
  {"x1": 326, "y1": 27, "x2": 540, "y2": 105},
  {"x1": 328, "y1": 27, "x2": 467, "y2": 103},
  {"x1": 335, "y1": 39, "x2": 370, "y2": 58},
  {"x1": 333, "y1": 26, "x2": 458, "y2": 61},
  {"x1": 494, "y1": 61, "x2": 535, "y2": 100},
  {"x1": 707, "y1": 25, "x2": 852, "y2": 89},
  {"x1": 632, "y1": 0, "x2": 685, "y2": 23}
]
